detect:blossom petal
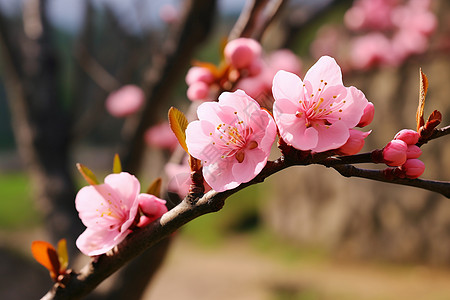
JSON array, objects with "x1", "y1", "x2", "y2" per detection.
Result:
[
  {"x1": 232, "y1": 148, "x2": 267, "y2": 183},
  {"x1": 76, "y1": 227, "x2": 131, "y2": 256},
  {"x1": 186, "y1": 120, "x2": 221, "y2": 162},
  {"x1": 272, "y1": 70, "x2": 304, "y2": 105},
  {"x1": 304, "y1": 56, "x2": 343, "y2": 93},
  {"x1": 311, "y1": 121, "x2": 350, "y2": 152},
  {"x1": 203, "y1": 159, "x2": 239, "y2": 192}
]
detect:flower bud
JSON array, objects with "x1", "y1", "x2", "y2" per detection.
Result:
[
  {"x1": 336, "y1": 129, "x2": 371, "y2": 155},
  {"x1": 187, "y1": 81, "x2": 209, "y2": 101},
  {"x1": 138, "y1": 194, "x2": 167, "y2": 223},
  {"x1": 383, "y1": 139, "x2": 407, "y2": 166},
  {"x1": 224, "y1": 38, "x2": 262, "y2": 69},
  {"x1": 105, "y1": 85, "x2": 144, "y2": 118},
  {"x1": 401, "y1": 158, "x2": 425, "y2": 179},
  {"x1": 357, "y1": 102, "x2": 375, "y2": 127},
  {"x1": 394, "y1": 129, "x2": 419, "y2": 145},
  {"x1": 185, "y1": 66, "x2": 214, "y2": 86},
  {"x1": 406, "y1": 145, "x2": 422, "y2": 159}
]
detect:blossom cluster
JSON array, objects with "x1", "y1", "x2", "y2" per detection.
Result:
[
  {"x1": 186, "y1": 55, "x2": 374, "y2": 192},
  {"x1": 76, "y1": 172, "x2": 167, "y2": 256},
  {"x1": 312, "y1": 0, "x2": 437, "y2": 70},
  {"x1": 382, "y1": 129, "x2": 425, "y2": 178},
  {"x1": 185, "y1": 38, "x2": 302, "y2": 106}
]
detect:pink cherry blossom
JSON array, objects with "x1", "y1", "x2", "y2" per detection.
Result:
[
  {"x1": 394, "y1": 129, "x2": 419, "y2": 145},
  {"x1": 383, "y1": 139, "x2": 407, "y2": 166},
  {"x1": 401, "y1": 158, "x2": 425, "y2": 179},
  {"x1": 144, "y1": 122, "x2": 178, "y2": 151},
  {"x1": 105, "y1": 85, "x2": 145, "y2": 118},
  {"x1": 272, "y1": 56, "x2": 369, "y2": 152},
  {"x1": 185, "y1": 89, "x2": 277, "y2": 192},
  {"x1": 336, "y1": 129, "x2": 371, "y2": 155},
  {"x1": 76, "y1": 172, "x2": 145, "y2": 256}
]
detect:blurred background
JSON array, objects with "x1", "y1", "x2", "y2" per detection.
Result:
[{"x1": 0, "y1": 0, "x2": 449, "y2": 299}]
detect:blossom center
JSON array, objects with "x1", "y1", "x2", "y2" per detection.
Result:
[{"x1": 295, "y1": 80, "x2": 346, "y2": 127}]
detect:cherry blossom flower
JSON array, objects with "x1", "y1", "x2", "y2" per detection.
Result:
[
  {"x1": 144, "y1": 122, "x2": 178, "y2": 151},
  {"x1": 185, "y1": 89, "x2": 277, "y2": 192},
  {"x1": 272, "y1": 56, "x2": 369, "y2": 152},
  {"x1": 105, "y1": 85, "x2": 144, "y2": 118},
  {"x1": 76, "y1": 172, "x2": 149, "y2": 256}
]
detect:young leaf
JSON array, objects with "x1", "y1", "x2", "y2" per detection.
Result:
[
  {"x1": 76, "y1": 163, "x2": 100, "y2": 185},
  {"x1": 113, "y1": 153, "x2": 122, "y2": 174},
  {"x1": 31, "y1": 241, "x2": 60, "y2": 281},
  {"x1": 146, "y1": 177, "x2": 162, "y2": 198},
  {"x1": 57, "y1": 239, "x2": 69, "y2": 272},
  {"x1": 416, "y1": 69, "x2": 428, "y2": 131},
  {"x1": 168, "y1": 107, "x2": 189, "y2": 153}
]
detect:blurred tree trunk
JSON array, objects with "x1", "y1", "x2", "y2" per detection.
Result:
[{"x1": 0, "y1": 0, "x2": 83, "y2": 251}]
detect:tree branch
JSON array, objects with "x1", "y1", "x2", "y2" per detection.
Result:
[{"x1": 331, "y1": 164, "x2": 450, "y2": 198}]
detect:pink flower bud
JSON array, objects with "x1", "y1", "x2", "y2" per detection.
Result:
[
  {"x1": 406, "y1": 145, "x2": 422, "y2": 159},
  {"x1": 336, "y1": 129, "x2": 371, "y2": 155},
  {"x1": 401, "y1": 158, "x2": 425, "y2": 179},
  {"x1": 138, "y1": 194, "x2": 167, "y2": 223},
  {"x1": 185, "y1": 66, "x2": 214, "y2": 86},
  {"x1": 105, "y1": 85, "x2": 144, "y2": 118},
  {"x1": 224, "y1": 38, "x2": 262, "y2": 69},
  {"x1": 394, "y1": 129, "x2": 419, "y2": 145},
  {"x1": 187, "y1": 81, "x2": 209, "y2": 101},
  {"x1": 383, "y1": 139, "x2": 407, "y2": 166},
  {"x1": 357, "y1": 102, "x2": 375, "y2": 127}
]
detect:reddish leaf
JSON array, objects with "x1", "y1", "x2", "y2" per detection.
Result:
[{"x1": 31, "y1": 241, "x2": 60, "y2": 280}]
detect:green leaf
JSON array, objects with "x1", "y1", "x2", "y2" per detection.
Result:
[
  {"x1": 76, "y1": 163, "x2": 100, "y2": 185},
  {"x1": 57, "y1": 238, "x2": 68, "y2": 272},
  {"x1": 113, "y1": 154, "x2": 122, "y2": 174},
  {"x1": 168, "y1": 107, "x2": 189, "y2": 153}
]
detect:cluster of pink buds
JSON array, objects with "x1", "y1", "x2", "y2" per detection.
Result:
[
  {"x1": 185, "y1": 38, "x2": 302, "y2": 107},
  {"x1": 382, "y1": 129, "x2": 425, "y2": 179}
]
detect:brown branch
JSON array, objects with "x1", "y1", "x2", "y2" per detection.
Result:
[{"x1": 331, "y1": 164, "x2": 450, "y2": 198}]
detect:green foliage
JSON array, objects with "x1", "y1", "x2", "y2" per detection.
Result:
[{"x1": 0, "y1": 173, "x2": 41, "y2": 229}]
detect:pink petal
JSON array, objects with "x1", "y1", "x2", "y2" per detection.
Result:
[
  {"x1": 331, "y1": 86, "x2": 369, "y2": 127},
  {"x1": 311, "y1": 121, "x2": 350, "y2": 152},
  {"x1": 75, "y1": 184, "x2": 119, "y2": 229},
  {"x1": 104, "y1": 173, "x2": 140, "y2": 209},
  {"x1": 76, "y1": 227, "x2": 131, "y2": 256},
  {"x1": 185, "y1": 120, "x2": 221, "y2": 162},
  {"x1": 272, "y1": 70, "x2": 304, "y2": 105},
  {"x1": 203, "y1": 159, "x2": 238, "y2": 192},
  {"x1": 304, "y1": 56, "x2": 343, "y2": 93},
  {"x1": 231, "y1": 148, "x2": 267, "y2": 183}
]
